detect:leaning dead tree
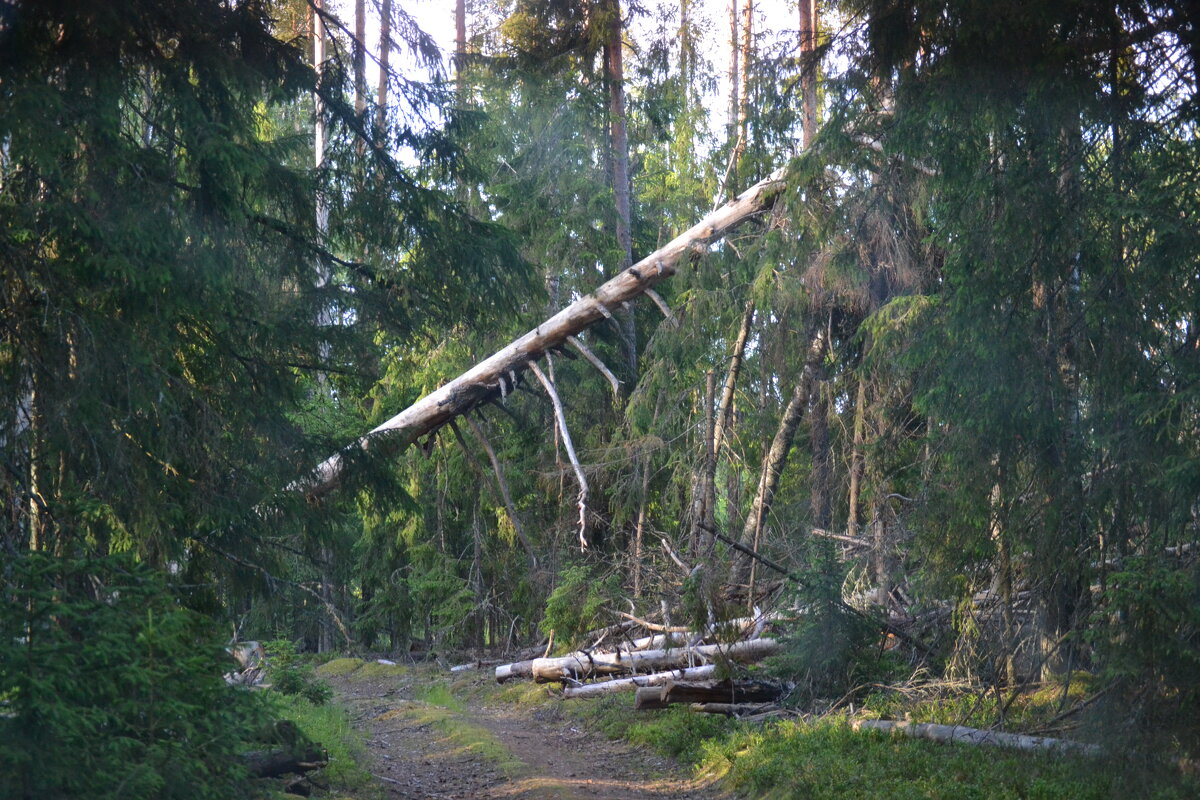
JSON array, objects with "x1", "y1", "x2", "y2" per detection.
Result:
[{"x1": 298, "y1": 168, "x2": 790, "y2": 535}]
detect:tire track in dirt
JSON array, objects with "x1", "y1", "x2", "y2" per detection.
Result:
[{"x1": 326, "y1": 665, "x2": 730, "y2": 800}]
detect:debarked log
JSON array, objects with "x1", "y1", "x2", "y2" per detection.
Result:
[
  {"x1": 850, "y1": 719, "x2": 1101, "y2": 756},
  {"x1": 562, "y1": 665, "x2": 718, "y2": 698},
  {"x1": 495, "y1": 659, "x2": 538, "y2": 683},
  {"x1": 300, "y1": 168, "x2": 789, "y2": 498},
  {"x1": 535, "y1": 638, "x2": 780, "y2": 684}
]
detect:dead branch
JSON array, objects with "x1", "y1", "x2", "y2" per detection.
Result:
[
  {"x1": 527, "y1": 359, "x2": 589, "y2": 551},
  {"x1": 566, "y1": 335, "x2": 621, "y2": 397}
]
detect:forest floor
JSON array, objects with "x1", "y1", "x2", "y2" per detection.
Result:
[{"x1": 318, "y1": 658, "x2": 730, "y2": 800}]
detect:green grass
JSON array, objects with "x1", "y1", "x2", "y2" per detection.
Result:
[
  {"x1": 377, "y1": 700, "x2": 521, "y2": 775},
  {"x1": 314, "y1": 657, "x2": 408, "y2": 681},
  {"x1": 414, "y1": 681, "x2": 466, "y2": 712},
  {"x1": 564, "y1": 693, "x2": 1198, "y2": 800},
  {"x1": 273, "y1": 693, "x2": 379, "y2": 799},
  {"x1": 698, "y1": 717, "x2": 1198, "y2": 800}
]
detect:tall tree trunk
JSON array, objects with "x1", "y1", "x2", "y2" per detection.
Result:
[
  {"x1": 799, "y1": 0, "x2": 818, "y2": 147},
  {"x1": 713, "y1": 301, "x2": 755, "y2": 458},
  {"x1": 354, "y1": 0, "x2": 366, "y2": 116},
  {"x1": 696, "y1": 369, "x2": 718, "y2": 547},
  {"x1": 698, "y1": 301, "x2": 755, "y2": 541},
  {"x1": 604, "y1": 0, "x2": 637, "y2": 378},
  {"x1": 727, "y1": 0, "x2": 739, "y2": 145},
  {"x1": 847, "y1": 369, "x2": 867, "y2": 538},
  {"x1": 633, "y1": 451, "x2": 651, "y2": 598},
  {"x1": 376, "y1": 0, "x2": 391, "y2": 135},
  {"x1": 312, "y1": 0, "x2": 336, "y2": 654},
  {"x1": 455, "y1": 0, "x2": 467, "y2": 97},
  {"x1": 732, "y1": 328, "x2": 825, "y2": 585},
  {"x1": 989, "y1": 476, "x2": 1017, "y2": 686},
  {"x1": 731, "y1": 0, "x2": 752, "y2": 170},
  {"x1": 810, "y1": 374, "x2": 832, "y2": 532}
]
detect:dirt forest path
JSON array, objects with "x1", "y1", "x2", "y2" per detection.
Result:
[{"x1": 322, "y1": 660, "x2": 731, "y2": 800}]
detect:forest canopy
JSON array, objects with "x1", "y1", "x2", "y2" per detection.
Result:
[{"x1": 2, "y1": 0, "x2": 1199, "y2": 796}]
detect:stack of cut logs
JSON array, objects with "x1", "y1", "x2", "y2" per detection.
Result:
[{"x1": 492, "y1": 615, "x2": 788, "y2": 716}]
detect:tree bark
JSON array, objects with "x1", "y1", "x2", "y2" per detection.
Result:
[
  {"x1": 734, "y1": 328, "x2": 824, "y2": 586},
  {"x1": 799, "y1": 0, "x2": 818, "y2": 147},
  {"x1": 562, "y1": 665, "x2": 718, "y2": 698},
  {"x1": 531, "y1": 638, "x2": 779, "y2": 683},
  {"x1": 727, "y1": 0, "x2": 740, "y2": 145},
  {"x1": 727, "y1": 0, "x2": 752, "y2": 172},
  {"x1": 354, "y1": 0, "x2": 366, "y2": 116},
  {"x1": 851, "y1": 719, "x2": 1100, "y2": 756},
  {"x1": 604, "y1": 0, "x2": 637, "y2": 378},
  {"x1": 455, "y1": 0, "x2": 467, "y2": 96},
  {"x1": 847, "y1": 370, "x2": 867, "y2": 537},
  {"x1": 301, "y1": 169, "x2": 788, "y2": 498},
  {"x1": 376, "y1": 0, "x2": 391, "y2": 134},
  {"x1": 661, "y1": 678, "x2": 782, "y2": 705}
]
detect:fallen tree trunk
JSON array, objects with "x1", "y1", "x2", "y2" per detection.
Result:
[
  {"x1": 851, "y1": 719, "x2": 1101, "y2": 756},
  {"x1": 635, "y1": 686, "x2": 669, "y2": 709},
  {"x1": 534, "y1": 638, "x2": 779, "y2": 683},
  {"x1": 495, "y1": 659, "x2": 538, "y2": 683},
  {"x1": 300, "y1": 168, "x2": 788, "y2": 499},
  {"x1": 661, "y1": 678, "x2": 783, "y2": 705},
  {"x1": 242, "y1": 746, "x2": 328, "y2": 779},
  {"x1": 562, "y1": 665, "x2": 718, "y2": 698}
]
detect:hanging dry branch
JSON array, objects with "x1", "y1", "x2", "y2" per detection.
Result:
[
  {"x1": 643, "y1": 288, "x2": 677, "y2": 327},
  {"x1": 526, "y1": 359, "x2": 589, "y2": 552},
  {"x1": 566, "y1": 335, "x2": 621, "y2": 397}
]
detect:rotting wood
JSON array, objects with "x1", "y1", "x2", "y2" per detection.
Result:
[
  {"x1": 242, "y1": 746, "x2": 328, "y2": 779},
  {"x1": 532, "y1": 638, "x2": 780, "y2": 683},
  {"x1": 299, "y1": 168, "x2": 788, "y2": 498},
  {"x1": 562, "y1": 665, "x2": 718, "y2": 698},
  {"x1": 851, "y1": 719, "x2": 1101, "y2": 756},
  {"x1": 661, "y1": 678, "x2": 783, "y2": 706}
]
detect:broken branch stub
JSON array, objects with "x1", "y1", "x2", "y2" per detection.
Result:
[{"x1": 299, "y1": 168, "x2": 789, "y2": 497}]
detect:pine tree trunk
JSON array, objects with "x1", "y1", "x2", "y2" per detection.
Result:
[
  {"x1": 810, "y1": 378, "x2": 832, "y2": 531},
  {"x1": 727, "y1": 0, "x2": 739, "y2": 145},
  {"x1": 604, "y1": 0, "x2": 637, "y2": 379},
  {"x1": 847, "y1": 370, "x2": 867, "y2": 538},
  {"x1": 354, "y1": 0, "x2": 366, "y2": 116},
  {"x1": 455, "y1": 0, "x2": 467, "y2": 96},
  {"x1": 734, "y1": 327, "x2": 825, "y2": 587},
  {"x1": 376, "y1": 0, "x2": 391, "y2": 134},
  {"x1": 799, "y1": 0, "x2": 818, "y2": 147}
]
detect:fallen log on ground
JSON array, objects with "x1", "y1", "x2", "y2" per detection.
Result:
[
  {"x1": 301, "y1": 168, "x2": 789, "y2": 502},
  {"x1": 561, "y1": 665, "x2": 718, "y2": 698},
  {"x1": 495, "y1": 659, "x2": 538, "y2": 683},
  {"x1": 661, "y1": 678, "x2": 783, "y2": 706},
  {"x1": 494, "y1": 616, "x2": 774, "y2": 683},
  {"x1": 635, "y1": 686, "x2": 669, "y2": 709},
  {"x1": 851, "y1": 719, "x2": 1101, "y2": 756},
  {"x1": 242, "y1": 746, "x2": 328, "y2": 779},
  {"x1": 635, "y1": 679, "x2": 783, "y2": 710},
  {"x1": 532, "y1": 638, "x2": 780, "y2": 683}
]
